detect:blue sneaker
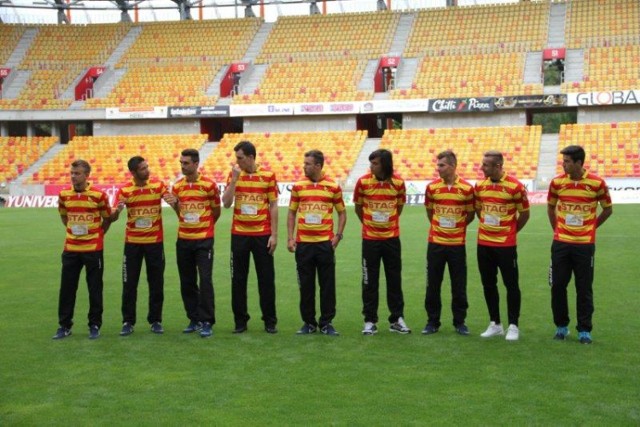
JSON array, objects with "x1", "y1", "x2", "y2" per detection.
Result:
[
  {"x1": 455, "y1": 324, "x2": 470, "y2": 336},
  {"x1": 200, "y1": 322, "x2": 213, "y2": 338},
  {"x1": 421, "y1": 323, "x2": 439, "y2": 335},
  {"x1": 89, "y1": 325, "x2": 100, "y2": 340},
  {"x1": 52, "y1": 327, "x2": 71, "y2": 340},
  {"x1": 321, "y1": 324, "x2": 339, "y2": 336},
  {"x1": 578, "y1": 331, "x2": 592, "y2": 344},
  {"x1": 150, "y1": 322, "x2": 164, "y2": 334},
  {"x1": 296, "y1": 323, "x2": 317, "y2": 335},
  {"x1": 120, "y1": 322, "x2": 134, "y2": 336},
  {"x1": 554, "y1": 326, "x2": 569, "y2": 340},
  {"x1": 183, "y1": 321, "x2": 202, "y2": 333}
]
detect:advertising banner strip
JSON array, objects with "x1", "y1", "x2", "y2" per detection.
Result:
[
  {"x1": 105, "y1": 106, "x2": 168, "y2": 120},
  {"x1": 428, "y1": 97, "x2": 494, "y2": 113},
  {"x1": 567, "y1": 90, "x2": 640, "y2": 106},
  {"x1": 168, "y1": 106, "x2": 230, "y2": 118}
]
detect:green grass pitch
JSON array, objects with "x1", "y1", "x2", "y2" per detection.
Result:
[{"x1": 1, "y1": 204, "x2": 639, "y2": 425}]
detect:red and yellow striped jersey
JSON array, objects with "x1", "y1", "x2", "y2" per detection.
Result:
[
  {"x1": 227, "y1": 167, "x2": 278, "y2": 236},
  {"x1": 474, "y1": 173, "x2": 530, "y2": 247},
  {"x1": 58, "y1": 183, "x2": 111, "y2": 252},
  {"x1": 289, "y1": 175, "x2": 345, "y2": 243},
  {"x1": 425, "y1": 177, "x2": 475, "y2": 245},
  {"x1": 548, "y1": 170, "x2": 612, "y2": 244},
  {"x1": 354, "y1": 173, "x2": 405, "y2": 240},
  {"x1": 115, "y1": 179, "x2": 167, "y2": 244},
  {"x1": 172, "y1": 174, "x2": 221, "y2": 240}
]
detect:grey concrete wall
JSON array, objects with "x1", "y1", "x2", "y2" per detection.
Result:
[
  {"x1": 93, "y1": 119, "x2": 201, "y2": 136},
  {"x1": 578, "y1": 105, "x2": 640, "y2": 124},
  {"x1": 403, "y1": 110, "x2": 526, "y2": 129},
  {"x1": 243, "y1": 115, "x2": 357, "y2": 133}
]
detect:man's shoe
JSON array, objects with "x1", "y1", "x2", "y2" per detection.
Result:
[
  {"x1": 455, "y1": 324, "x2": 470, "y2": 336},
  {"x1": 578, "y1": 331, "x2": 593, "y2": 344},
  {"x1": 265, "y1": 324, "x2": 278, "y2": 334},
  {"x1": 480, "y1": 321, "x2": 504, "y2": 338},
  {"x1": 150, "y1": 322, "x2": 164, "y2": 334},
  {"x1": 296, "y1": 323, "x2": 317, "y2": 335},
  {"x1": 390, "y1": 317, "x2": 411, "y2": 334},
  {"x1": 421, "y1": 323, "x2": 439, "y2": 335},
  {"x1": 362, "y1": 322, "x2": 377, "y2": 335},
  {"x1": 200, "y1": 322, "x2": 213, "y2": 338},
  {"x1": 89, "y1": 325, "x2": 100, "y2": 340},
  {"x1": 554, "y1": 326, "x2": 569, "y2": 340},
  {"x1": 505, "y1": 324, "x2": 519, "y2": 341},
  {"x1": 52, "y1": 327, "x2": 71, "y2": 340},
  {"x1": 120, "y1": 322, "x2": 134, "y2": 336},
  {"x1": 232, "y1": 325, "x2": 248, "y2": 334},
  {"x1": 321, "y1": 324, "x2": 339, "y2": 336},
  {"x1": 183, "y1": 321, "x2": 203, "y2": 333}
]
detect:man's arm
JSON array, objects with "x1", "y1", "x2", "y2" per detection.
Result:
[
  {"x1": 60, "y1": 215, "x2": 68, "y2": 226},
  {"x1": 547, "y1": 204, "x2": 557, "y2": 230},
  {"x1": 332, "y1": 209, "x2": 347, "y2": 249},
  {"x1": 212, "y1": 206, "x2": 221, "y2": 223},
  {"x1": 596, "y1": 206, "x2": 612, "y2": 228},
  {"x1": 354, "y1": 203, "x2": 364, "y2": 223},
  {"x1": 287, "y1": 209, "x2": 297, "y2": 253},
  {"x1": 516, "y1": 209, "x2": 530, "y2": 232},
  {"x1": 222, "y1": 166, "x2": 241, "y2": 208},
  {"x1": 267, "y1": 200, "x2": 278, "y2": 255}
]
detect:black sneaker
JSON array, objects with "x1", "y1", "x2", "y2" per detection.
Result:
[
  {"x1": 265, "y1": 324, "x2": 278, "y2": 334},
  {"x1": 421, "y1": 323, "x2": 439, "y2": 335},
  {"x1": 52, "y1": 327, "x2": 71, "y2": 340},
  {"x1": 554, "y1": 326, "x2": 569, "y2": 340},
  {"x1": 89, "y1": 325, "x2": 100, "y2": 340},
  {"x1": 200, "y1": 322, "x2": 213, "y2": 338},
  {"x1": 232, "y1": 325, "x2": 248, "y2": 334},
  {"x1": 150, "y1": 322, "x2": 164, "y2": 334},
  {"x1": 120, "y1": 322, "x2": 134, "y2": 336},
  {"x1": 296, "y1": 323, "x2": 317, "y2": 335},
  {"x1": 321, "y1": 324, "x2": 339, "y2": 336},
  {"x1": 455, "y1": 324, "x2": 470, "y2": 336},
  {"x1": 183, "y1": 321, "x2": 203, "y2": 333}
]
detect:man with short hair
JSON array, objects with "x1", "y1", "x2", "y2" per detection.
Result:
[
  {"x1": 474, "y1": 150, "x2": 530, "y2": 341},
  {"x1": 222, "y1": 140, "x2": 279, "y2": 334},
  {"x1": 354, "y1": 149, "x2": 410, "y2": 335},
  {"x1": 111, "y1": 156, "x2": 171, "y2": 336},
  {"x1": 165, "y1": 148, "x2": 221, "y2": 338},
  {"x1": 287, "y1": 150, "x2": 346, "y2": 336},
  {"x1": 53, "y1": 159, "x2": 112, "y2": 340},
  {"x1": 547, "y1": 145, "x2": 612, "y2": 344},
  {"x1": 423, "y1": 150, "x2": 475, "y2": 336}
]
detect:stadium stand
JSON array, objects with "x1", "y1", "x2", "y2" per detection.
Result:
[
  {"x1": 562, "y1": 45, "x2": 640, "y2": 92},
  {"x1": 85, "y1": 18, "x2": 260, "y2": 108},
  {"x1": 379, "y1": 126, "x2": 542, "y2": 181},
  {"x1": 0, "y1": 23, "x2": 129, "y2": 110},
  {"x1": 565, "y1": 0, "x2": 640, "y2": 49},
  {"x1": 201, "y1": 131, "x2": 367, "y2": 183},
  {"x1": 0, "y1": 136, "x2": 58, "y2": 183},
  {"x1": 0, "y1": 24, "x2": 25, "y2": 66},
  {"x1": 27, "y1": 134, "x2": 206, "y2": 185},
  {"x1": 557, "y1": 122, "x2": 640, "y2": 178}
]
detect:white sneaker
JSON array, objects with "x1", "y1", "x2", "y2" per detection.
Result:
[
  {"x1": 362, "y1": 322, "x2": 377, "y2": 335},
  {"x1": 390, "y1": 317, "x2": 411, "y2": 334},
  {"x1": 505, "y1": 324, "x2": 519, "y2": 341},
  {"x1": 480, "y1": 321, "x2": 504, "y2": 338}
]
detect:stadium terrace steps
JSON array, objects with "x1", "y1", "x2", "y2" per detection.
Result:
[
  {"x1": 536, "y1": 133, "x2": 560, "y2": 189},
  {"x1": 104, "y1": 25, "x2": 142, "y2": 68},
  {"x1": 61, "y1": 67, "x2": 91, "y2": 100},
  {"x1": 1, "y1": 70, "x2": 30, "y2": 99},
  {"x1": 206, "y1": 65, "x2": 228, "y2": 97},
  {"x1": 242, "y1": 22, "x2": 274, "y2": 63},
  {"x1": 562, "y1": 49, "x2": 585, "y2": 84},
  {"x1": 237, "y1": 64, "x2": 268, "y2": 96},
  {"x1": 357, "y1": 60, "x2": 379, "y2": 92},
  {"x1": 547, "y1": 2, "x2": 567, "y2": 48},
  {"x1": 92, "y1": 68, "x2": 127, "y2": 99},
  {"x1": 393, "y1": 58, "x2": 418, "y2": 90},
  {"x1": 388, "y1": 12, "x2": 415, "y2": 56},
  {"x1": 524, "y1": 52, "x2": 543, "y2": 85},
  {"x1": 3, "y1": 27, "x2": 37, "y2": 68},
  {"x1": 16, "y1": 141, "x2": 66, "y2": 185},
  {"x1": 346, "y1": 137, "x2": 383, "y2": 190}
]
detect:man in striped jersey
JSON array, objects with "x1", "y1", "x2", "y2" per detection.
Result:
[
  {"x1": 547, "y1": 145, "x2": 612, "y2": 344},
  {"x1": 53, "y1": 160, "x2": 112, "y2": 340},
  {"x1": 111, "y1": 156, "x2": 171, "y2": 336},
  {"x1": 287, "y1": 150, "x2": 347, "y2": 336},
  {"x1": 165, "y1": 148, "x2": 221, "y2": 338},
  {"x1": 354, "y1": 149, "x2": 411, "y2": 336},
  {"x1": 475, "y1": 150, "x2": 530, "y2": 341},
  {"x1": 222, "y1": 141, "x2": 279, "y2": 334},
  {"x1": 423, "y1": 150, "x2": 475, "y2": 336}
]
